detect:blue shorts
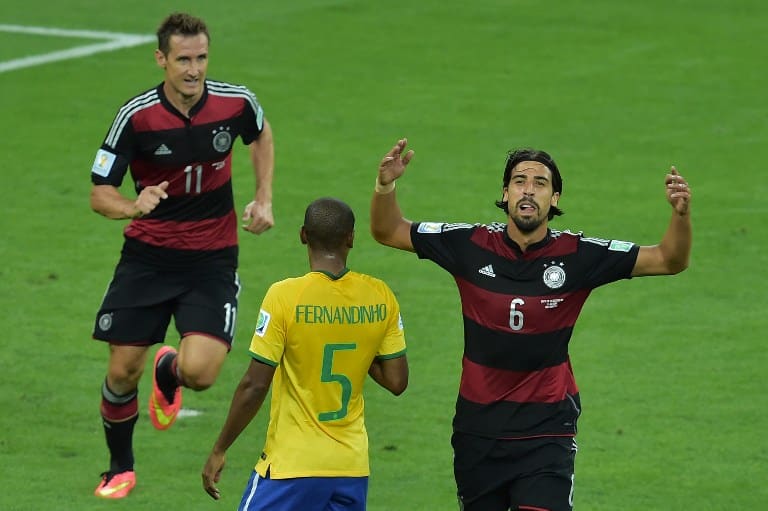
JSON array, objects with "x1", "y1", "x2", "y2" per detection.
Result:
[{"x1": 238, "y1": 470, "x2": 369, "y2": 511}]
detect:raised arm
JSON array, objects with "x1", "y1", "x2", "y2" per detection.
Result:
[
  {"x1": 632, "y1": 166, "x2": 692, "y2": 276},
  {"x1": 242, "y1": 118, "x2": 275, "y2": 234},
  {"x1": 370, "y1": 138, "x2": 416, "y2": 251}
]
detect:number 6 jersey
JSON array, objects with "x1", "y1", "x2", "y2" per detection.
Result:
[{"x1": 411, "y1": 221, "x2": 639, "y2": 440}]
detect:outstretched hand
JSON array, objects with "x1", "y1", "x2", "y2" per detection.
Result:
[
  {"x1": 665, "y1": 166, "x2": 691, "y2": 216},
  {"x1": 378, "y1": 138, "x2": 414, "y2": 185}
]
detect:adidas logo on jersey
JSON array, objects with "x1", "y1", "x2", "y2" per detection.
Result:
[
  {"x1": 154, "y1": 144, "x2": 172, "y2": 155},
  {"x1": 478, "y1": 264, "x2": 496, "y2": 277}
]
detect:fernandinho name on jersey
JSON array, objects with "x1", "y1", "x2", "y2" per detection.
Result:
[{"x1": 295, "y1": 304, "x2": 387, "y2": 324}]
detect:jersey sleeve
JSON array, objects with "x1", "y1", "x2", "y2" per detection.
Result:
[
  {"x1": 375, "y1": 282, "x2": 407, "y2": 359},
  {"x1": 90, "y1": 107, "x2": 136, "y2": 186},
  {"x1": 249, "y1": 283, "x2": 286, "y2": 367},
  {"x1": 579, "y1": 236, "x2": 640, "y2": 287},
  {"x1": 238, "y1": 86, "x2": 265, "y2": 145},
  {"x1": 410, "y1": 221, "x2": 476, "y2": 274}
]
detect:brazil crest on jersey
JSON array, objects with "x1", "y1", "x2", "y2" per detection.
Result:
[{"x1": 249, "y1": 269, "x2": 406, "y2": 478}]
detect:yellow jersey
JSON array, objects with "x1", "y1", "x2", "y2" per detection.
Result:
[{"x1": 249, "y1": 269, "x2": 406, "y2": 478}]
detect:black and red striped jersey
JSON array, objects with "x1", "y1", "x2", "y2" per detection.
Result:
[
  {"x1": 411, "y1": 221, "x2": 640, "y2": 439},
  {"x1": 90, "y1": 80, "x2": 266, "y2": 268}
]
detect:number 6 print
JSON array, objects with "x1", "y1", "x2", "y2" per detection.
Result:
[{"x1": 509, "y1": 298, "x2": 525, "y2": 331}]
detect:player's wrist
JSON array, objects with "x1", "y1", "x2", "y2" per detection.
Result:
[
  {"x1": 129, "y1": 202, "x2": 144, "y2": 219},
  {"x1": 374, "y1": 177, "x2": 396, "y2": 194}
]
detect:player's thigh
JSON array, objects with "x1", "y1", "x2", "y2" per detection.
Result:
[
  {"x1": 238, "y1": 471, "x2": 333, "y2": 511},
  {"x1": 511, "y1": 438, "x2": 577, "y2": 511},
  {"x1": 174, "y1": 270, "x2": 240, "y2": 346}
]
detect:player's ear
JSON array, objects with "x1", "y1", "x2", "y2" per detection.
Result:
[
  {"x1": 155, "y1": 49, "x2": 167, "y2": 69},
  {"x1": 300, "y1": 226, "x2": 308, "y2": 245},
  {"x1": 551, "y1": 192, "x2": 560, "y2": 208},
  {"x1": 347, "y1": 231, "x2": 354, "y2": 249}
]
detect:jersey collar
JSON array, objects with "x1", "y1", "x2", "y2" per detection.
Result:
[
  {"x1": 503, "y1": 228, "x2": 553, "y2": 253},
  {"x1": 314, "y1": 268, "x2": 350, "y2": 280},
  {"x1": 156, "y1": 81, "x2": 209, "y2": 120}
]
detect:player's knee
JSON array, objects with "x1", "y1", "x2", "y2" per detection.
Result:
[
  {"x1": 179, "y1": 369, "x2": 217, "y2": 391},
  {"x1": 108, "y1": 365, "x2": 144, "y2": 389}
]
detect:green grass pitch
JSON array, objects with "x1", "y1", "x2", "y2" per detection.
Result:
[{"x1": 1, "y1": 1, "x2": 766, "y2": 509}]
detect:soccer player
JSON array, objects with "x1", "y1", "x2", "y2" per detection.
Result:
[
  {"x1": 202, "y1": 197, "x2": 408, "y2": 511},
  {"x1": 90, "y1": 12, "x2": 274, "y2": 499},
  {"x1": 369, "y1": 139, "x2": 692, "y2": 511}
]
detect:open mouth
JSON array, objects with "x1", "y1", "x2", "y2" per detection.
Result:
[{"x1": 517, "y1": 201, "x2": 537, "y2": 213}]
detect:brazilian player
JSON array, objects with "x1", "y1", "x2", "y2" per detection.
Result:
[{"x1": 202, "y1": 198, "x2": 408, "y2": 511}]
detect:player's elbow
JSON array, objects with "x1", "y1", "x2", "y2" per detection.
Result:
[
  {"x1": 387, "y1": 377, "x2": 408, "y2": 396},
  {"x1": 370, "y1": 222, "x2": 414, "y2": 252},
  {"x1": 386, "y1": 369, "x2": 409, "y2": 396},
  {"x1": 668, "y1": 258, "x2": 689, "y2": 275},
  {"x1": 90, "y1": 188, "x2": 104, "y2": 214},
  {"x1": 370, "y1": 224, "x2": 393, "y2": 246},
  {"x1": 662, "y1": 248, "x2": 690, "y2": 275}
]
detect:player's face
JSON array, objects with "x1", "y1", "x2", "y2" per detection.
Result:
[
  {"x1": 503, "y1": 161, "x2": 560, "y2": 233},
  {"x1": 156, "y1": 33, "x2": 209, "y2": 102}
]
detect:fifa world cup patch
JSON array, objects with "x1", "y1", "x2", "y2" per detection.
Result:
[
  {"x1": 417, "y1": 222, "x2": 444, "y2": 234},
  {"x1": 92, "y1": 149, "x2": 116, "y2": 177},
  {"x1": 608, "y1": 240, "x2": 634, "y2": 252},
  {"x1": 254, "y1": 309, "x2": 271, "y2": 337}
]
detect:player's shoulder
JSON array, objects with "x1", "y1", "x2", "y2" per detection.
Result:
[
  {"x1": 264, "y1": 275, "x2": 304, "y2": 298},
  {"x1": 552, "y1": 229, "x2": 635, "y2": 252},
  {"x1": 206, "y1": 79, "x2": 258, "y2": 99},
  {"x1": 347, "y1": 270, "x2": 387, "y2": 288},
  {"x1": 415, "y1": 221, "x2": 491, "y2": 234},
  {"x1": 346, "y1": 271, "x2": 397, "y2": 298},
  {"x1": 550, "y1": 228, "x2": 584, "y2": 240},
  {"x1": 114, "y1": 85, "x2": 161, "y2": 116}
]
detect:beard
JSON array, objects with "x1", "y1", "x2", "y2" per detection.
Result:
[
  {"x1": 509, "y1": 199, "x2": 546, "y2": 233},
  {"x1": 511, "y1": 214, "x2": 546, "y2": 233}
]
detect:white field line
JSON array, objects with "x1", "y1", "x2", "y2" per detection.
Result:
[{"x1": 0, "y1": 24, "x2": 154, "y2": 73}]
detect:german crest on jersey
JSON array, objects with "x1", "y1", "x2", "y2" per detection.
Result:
[
  {"x1": 212, "y1": 126, "x2": 232, "y2": 153},
  {"x1": 542, "y1": 261, "x2": 566, "y2": 289}
]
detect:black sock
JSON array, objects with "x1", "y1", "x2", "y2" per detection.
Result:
[
  {"x1": 156, "y1": 351, "x2": 180, "y2": 404},
  {"x1": 100, "y1": 380, "x2": 138, "y2": 474}
]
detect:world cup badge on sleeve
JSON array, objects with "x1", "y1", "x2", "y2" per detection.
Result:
[{"x1": 255, "y1": 309, "x2": 271, "y2": 337}]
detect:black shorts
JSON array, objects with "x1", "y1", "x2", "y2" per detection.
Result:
[
  {"x1": 453, "y1": 432, "x2": 577, "y2": 511},
  {"x1": 93, "y1": 258, "x2": 241, "y2": 347}
]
